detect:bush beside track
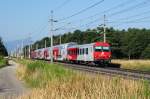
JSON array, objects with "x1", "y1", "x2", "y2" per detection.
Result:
[{"x1": 16, "y1": 59, "x2": 150, "y2": 99}]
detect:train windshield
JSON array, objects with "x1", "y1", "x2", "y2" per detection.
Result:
[{"x1": 95, "y1": 46, "x2": 110, "y2": 52}]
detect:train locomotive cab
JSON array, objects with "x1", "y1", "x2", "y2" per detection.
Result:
[{"x1": 93, "y1": 42, "x2": 111, "y2": 65}]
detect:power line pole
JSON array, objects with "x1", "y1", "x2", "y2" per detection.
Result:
[
  {"x1": 17, "y1": 44, "x2": 19, "y2": 58},
  {"x1": 28, "y1": 45, "x2": 30, "y2": 59},
  {"x1": 36, "y1": 44, "x2": 38, "y2": 50},
  {"x1": 103, "y1": 14, "x2": 106, "y2": 43},
  {"x1": 21, "y1": 40, "x2": 24, "y2": 59},
  {"x1": 45, "y1": 40, "x2": 47, "y2": 48},
  {"x1": 49, "y1": 10, "x2": 58, "y2": 63},
  {"x1": 50, "y1": 10, "x2": 54, "y2": 63},
  {"x1": 59, "y1": 34, "x2": 61, "y2": 45},
  {"x1": 24, "y1": 46, "x2": 26, "y2": 58},
  {"x1": 28, "y1": 33, "x2": 32, "y2": 59}
]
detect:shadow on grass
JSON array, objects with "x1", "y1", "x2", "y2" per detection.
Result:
[
  {"x1": 88, "y1": 63, "x2": 121, "y2": 68},
  {"x1": 108, "y1": 63, "x2": 121, "y2": 68}
]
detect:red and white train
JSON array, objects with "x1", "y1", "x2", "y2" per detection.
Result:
[{"x1": 31, "y1": 42, "x2": 111, "y2": 65}]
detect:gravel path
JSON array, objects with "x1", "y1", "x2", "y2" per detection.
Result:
[{"x1": 0, "y1": 60, "x2": 26, "y2": 99}]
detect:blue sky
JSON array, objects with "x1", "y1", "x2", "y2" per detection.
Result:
[{"x1": 0, "y1": 0, "x2": 150, "y2": 43}]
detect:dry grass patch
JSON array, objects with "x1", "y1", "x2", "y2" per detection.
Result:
[
  {"x1": 17, "y1": 60, "x2": 150, "y2": 99},
  {"x1": 18, "y1": 73, "x2": 150, "y2": 99},
  {"x1": 112, "y1": 60, "x2": 150, "y2": 72}
]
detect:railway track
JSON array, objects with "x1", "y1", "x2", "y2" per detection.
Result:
[{"x1": 57, "y1": 62, "x2": 150, "y2": 81}]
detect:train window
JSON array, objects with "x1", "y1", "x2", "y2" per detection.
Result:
[
  {"x1": 82, "y1": 49, "x2": 84, "y2": 54},
  {"x1": 91, "y1": 47, "x2": 93, "y2": 52},
  {"x1": 80, "y1": 49, "x2": 82, "y2": 55},
  {"x1": 75, "y1": 49, "x2": 77, "y2": 55},
  {"x1": 95, "y1": 46, "x2": 102, "y2": 52},
  {"x1": 76, "y1": 49, "x2": 77, "y2": 55},
  {"x1": 103, "y1": 47, "x2": 110, "y2": 52},
  {"x1": 79, "y1": 49, "x2": 80, "y2": 55},
  {"x1": 94, "y1": 46, "x2": 110, "y2": 52},
  {"x1": 77, "y1": 49, "x2": 79, "y2": 55},
  {"x1": 71, "y1": 50, "x2": 73, "y2": 55},
  {"x1": 69, "y1": 50, "x2": 71, "y2": 55},
  {"x1": 86, "y1": 48, "x2": 88, "y2": 54},
  {"x1": 82, "y1": 49, "x2": 83, "y2": 55}
]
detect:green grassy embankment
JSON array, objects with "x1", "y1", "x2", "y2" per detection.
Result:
[
  {"x1": 0, "y1": 56, "x2": 7, "y2": 68},
  {"x1": 17, "y1": 60, "x2": 74, "y2": 88},
  {"x1": 17, "y1": 59, "x2": 150, "y2": 99}
]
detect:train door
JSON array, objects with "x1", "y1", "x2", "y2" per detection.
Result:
[
  {"x1": 53, "y1": 47, "x2": 59, "y2": 60},
  {"x1": 47, "y1": 47, "x2": 51, "y2": 60},
  {"x1": 44, "y1": 49, "x2": 49, "y2": 60},
  {"x1": 86, "y1": 46, "x2": 94, "y2": 61},
  {"x1": 84, "y1": 48, "x2": 87, "y2": 61}
]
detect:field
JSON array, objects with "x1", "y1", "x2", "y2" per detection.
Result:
[
  {"x1": 0, "y1": 56, "x2": 7, "y2": 68},
  {"x1": 112, "y1": 60, "x2": 150, "y2": 72},
  {"x1": 16, "y1": 59, "x2": 150, "y2": 99}
]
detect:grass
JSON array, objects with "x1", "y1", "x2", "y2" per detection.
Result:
[
  {"x1": 16, "y1": 59, "x2": 150, "y2": 99},
  {"x1": 0, "y1": 56, "x2": 7, "y2": 68},
  {"x1": 112, "y1": 60, "x2": 150, "y2": 72},
  {"x1": 16, "y1": 60, "x2": 74, "y2": 88}
]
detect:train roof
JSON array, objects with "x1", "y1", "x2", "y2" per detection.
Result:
[
  {"x1": 54, "y1": 42, "x2": 77, "y2": 48},
  {"x1": 68, "y1": 42, "x2": 110, "y2": 48},
  {"x1": 94, "y1": 42, "x2": 110, "y2": 46},
  {"x1": 59, "y1": 42, "x2": 77, "y2": 46},
  {"x1": 68, "y1": 45, "x2": 79, "y2": 49},
  {"x1": 33, "y1": 42, "x2": 110, "y2": 51}
]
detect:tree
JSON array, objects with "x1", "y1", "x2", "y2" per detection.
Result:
[
  {"x1": 29, "y1": 27, "x2": 150, "y2": 59},
  {"x1": 122, "y1": 28, "x2": 150, "y2": 59},
  {"x1": 0, "y1": 37, "x2": 8, "y2": 56},
  {"x1": 141, "y1": 44, "x2": 150, "y2": 59}
]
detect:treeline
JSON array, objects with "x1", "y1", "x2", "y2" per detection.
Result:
[
  {"x1": 28, "y1": 27, "x2": 150, "y2": 59},
  {"x1": 0, "y1": 37, "x2": 8, "y2": 56}
]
